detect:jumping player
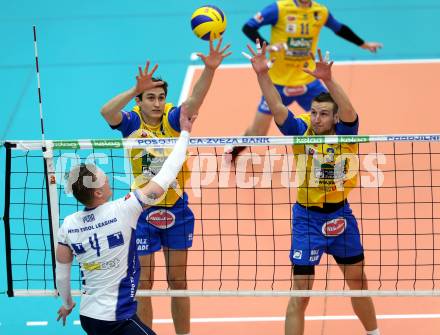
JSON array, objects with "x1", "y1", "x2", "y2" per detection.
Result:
[
  {"x1": 100, "y1": 38, "x2": 231, "y2": 335},
  {"x1": 245, "y1": 40, "x2": 380, "y2": 335}
]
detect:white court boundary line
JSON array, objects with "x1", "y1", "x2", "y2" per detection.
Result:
[
  {"x1": 24, "y1": 314, "x2": 440, "y2": 326},
  {"x1": 178, "y1": 58, "x2": 440, "y2": 105}
]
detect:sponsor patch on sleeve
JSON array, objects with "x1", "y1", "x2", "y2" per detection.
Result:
[{"x1": 254, "y1": 12, "x2": 264, "y2": 23}]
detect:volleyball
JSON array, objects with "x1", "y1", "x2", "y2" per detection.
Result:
[{"x1": 191, "y1": 5, "x2": 227, "y2": 41}]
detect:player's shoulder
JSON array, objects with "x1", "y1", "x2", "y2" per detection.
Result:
[
  {"x1": 297, "y1": 113, "x2": 311, "y2": 124},
  {"x1": 164, "y1": 102, "x2": 175, "y2": 116},
  {"x1": 61, "y1": 210, "x2": 84, "y2": 229}
]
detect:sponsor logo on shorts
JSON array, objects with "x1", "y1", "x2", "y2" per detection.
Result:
[
  {"x1": 136, "y1": 238, "x2": 150, "y2": 251},
  {"x1": 147, "y1": 209, "x2": 176, "y2": 229},
  {"x1": 322, "y1": 217, "x2": 346, "y2": 236},
  {"x1": 293, "y1": 249, "x2": 303, "y2": 260},
  {"x1": 188, "y1": 233, "x2": 193, "y2": 241},
  {"x1": 283, "y1": 85, "x2": 307, "y2": 97},
  {"x1": 309, "y1": 249, "x2": 319, "y2": 262}
]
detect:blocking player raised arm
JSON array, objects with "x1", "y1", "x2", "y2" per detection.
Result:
[
  {"x1": 303, "y1": 49, "x2": 357, "y2": 123},
  {"x1": 100, "y1": 61, "x2": 163, "y2": 126},
  {"x1": 246, "y1": 40, "x2": 289, "y2": 126},
  {"x1": 136, "y1": 106, "x2": 195, "y2": 206},
  {"x1": 182, "y1": 37, "x2": 231, "y2": 118}
]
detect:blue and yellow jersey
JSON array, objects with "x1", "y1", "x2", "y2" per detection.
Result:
[
  {"x1": 246, "y1": 1, "x2": 344, "y2": 86},
  {"x1": 112, "y1": 103, "x2": 189, "y2": 207},
  {"x1": 277, "y1": 111, "x2": 359, "y2": 207}
]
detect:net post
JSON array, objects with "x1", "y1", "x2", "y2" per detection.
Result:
[
  {"x1": 3, "y1": 142, "x2": 14, "y2": 297},
  {"x1": 42, "y1": 149, "x2": 59, "y2": 290}
]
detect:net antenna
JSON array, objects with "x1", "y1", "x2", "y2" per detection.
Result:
[{"x1": 32, "y1": 25, "x2": 59, "y2": 291}]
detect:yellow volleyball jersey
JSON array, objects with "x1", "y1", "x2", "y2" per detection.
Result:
[
  {"x1": 293, "y1": 114, "x2": 358, "y2": 207},
  {"x1": 129, "y1": 103, "x2": 189, "y2": 207},
  {"x1": 269, "y1": 1, "x2": 329, "y2": 86}
]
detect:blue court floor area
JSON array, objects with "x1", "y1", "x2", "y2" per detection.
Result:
[{"x1": 1, "y1": 0, "x2": 440, "y2": 334}]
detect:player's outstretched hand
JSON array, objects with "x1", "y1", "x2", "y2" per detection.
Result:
[
  {"x1": 135, "y1": 61, "x2": 164, "y2": 95},
  {"x1": 197, "y1": 37, "x2": 232, "y2": 70},
  {"x1": 302, "y1": 49, "x2": 333, "y2": 81},
  {"x1": 180, "y1": 105, "x2": 197, "y2": 133},
  {"x1": 57, "y1": 302, "x2": 76, "y2": 326},
  {"x1": 361, "y1": 42, "x2": 383, "y2": 53},
  {"x1": 244, "y1": 39, "x2": 272, "y2": 75}
]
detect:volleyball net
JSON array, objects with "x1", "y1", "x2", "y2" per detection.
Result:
[{"x1": 2, "y1": 135, "x2": 440, "y2": 297}]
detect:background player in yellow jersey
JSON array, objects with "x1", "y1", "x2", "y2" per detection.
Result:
[
  {"x1": 239, "y1": 0, "x2": 382, "y2": 141},
  {"x1": 245, "y1": 40, "x2": 380, "y2": 335},
  {"x1": 100, "y1": 38, "x2": 231, "y2": 335}
]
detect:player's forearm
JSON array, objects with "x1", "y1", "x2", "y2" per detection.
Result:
[
  {"x1": 148, "y1": 130, "x2": 190, "y2": 192},
  {"x1": 100, "y1": 87, "x2": 137, "y2": 125},
  {"x1": 323, "y1": 78, "x2": 357, "y2": 122},
  {"x1": 257, "y1": 72, "x2": 288, "y2": 125},
  {"x1": 242, "y1": 24, "x2": 269, "y2": 45},
  {"x1": 186, "y1": 67, "x2": 216, "y2": 114},
  {"x1": 55, "y1": 261, "x2": 74, "y2": 308},
  {"x1": 335, "y1": 24, "x2": 364, "y2": 47}
]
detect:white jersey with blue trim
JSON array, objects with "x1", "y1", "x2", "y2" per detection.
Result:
[{"x1": 57, "y1": 192, "x2": 143, "y2": 321}]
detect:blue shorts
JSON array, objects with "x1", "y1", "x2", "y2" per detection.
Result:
[
  {"x1": 136, "y1": 193, "x2": 195, "y2": 255},
  {"x1": 258, "y1": 79, "x2": 327, "y2": 114},
  {"x1": 80, "y1": 314, "x2": 156, "y2": 335},
  {"x1": 290, "y1": 203, "x2": 363, "y2": 265}
]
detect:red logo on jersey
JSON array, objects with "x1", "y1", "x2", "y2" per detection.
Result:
[
  {"x1": 124, "y1": 193, "x2": 131, "y2": 200},
  {"x1": 147, "y1": 210, "x2": 176, "y2": 229},
  {"x1": 322, "y1": 217, "x2": 346, "y2": 236},
  {"x1": 286, "y1": 15, "x2": 296, "y2": 22},
  {"x1": 283, "y1": 85, "x2": 308, "y2": 97}
]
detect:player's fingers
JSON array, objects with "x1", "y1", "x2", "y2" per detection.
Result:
[
  {"x1": 223, "y1": 51, "x2": 232, "y2": 59},
  {"x1": 149, "y1": 63, "x2": 158, "y2": 76},
  {"x1": 57, "y1": 313, "x2": 62, "y2": 322},
  {"x1": 241, "y1": 51, "x2": 252, "y2": 60},
  {"x1": 219, "y1": 43, "x2": 231, "y2": 54},
  {"x1": 138, "y1": 66, "x2": 143, "y2": 77},
  {"x1": 329, "y1": 61, "x2": 334, "y2": 67},
  {"x1": 196, "y1": 52, "x2": 205, "y2": 61},
  {"x1": 215, "y1": 37, "x2": 223, "y2": 51},
  {"x1": 256, "y1": 38, "x2": 262, "y2": 54},
  {"x1": 309, "y1": 51, "x2": 315, "y2": 61},
  {"x1": 144, "y1": 61, "x2": 150, "y2": 75},
  {"x1": 63, "y1": 315, "x2": 67, "y2": 326},
  {"x1": 317, "y1": 49, "x2": 323, "y2": 62},
  {"x1": 209, "y1": 38, "x2": 214, "y2": 51},
  {"x1": 247, "y1": 44, "x2": 257, "y2": 57},
  {"x1": 153, "y1": 80, "x2": 164, "y2": 87},
  {"x1": 302, "y1": 68, "x2": 313, "y2": 76},
  {"x1": 262, "y1": 41, "x2": 267, "y2": 54}
]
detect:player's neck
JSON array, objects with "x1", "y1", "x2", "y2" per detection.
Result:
[
  {"x1": 140, "y1": 112, "x2": 161, "y2": 127},
  {"x1": 295, "y1": 0, "x2": 312, "y2": 8}
]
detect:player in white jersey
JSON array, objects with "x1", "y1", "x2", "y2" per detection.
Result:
[{"x1": 55, "y1": 104, "x2": 196, "y2": 335}]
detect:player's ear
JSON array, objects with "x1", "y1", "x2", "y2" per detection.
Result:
[
  {"x1": 94, "y1": 188, "x2": 103, "y2": 199},
  {"x1": 333, "y1": 111, "x2": 339, "y2": 124},
  {"x1": 134, "y1": 95, "x2": 141, "y2": 105}
]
